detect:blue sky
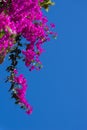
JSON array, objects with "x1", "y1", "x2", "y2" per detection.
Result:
[{"x1": 0, "y1": 0, "x2": 87, "y2": 130}]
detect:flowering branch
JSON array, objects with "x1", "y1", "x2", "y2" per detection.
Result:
[{"x1": 0, "y1": 0, "x2": 57, "y2": 115}]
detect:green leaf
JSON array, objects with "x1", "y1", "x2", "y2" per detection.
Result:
[
  {"x1": 0, "y1": 30, "x2": 5, "y2": 38},
  {"x1": 40, "y1": 0, "x2": 55, "y2": 11}
]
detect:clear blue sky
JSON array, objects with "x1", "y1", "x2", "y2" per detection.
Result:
[{"x1": 0, "y1": 0, "x2": 87, "y2": 130}]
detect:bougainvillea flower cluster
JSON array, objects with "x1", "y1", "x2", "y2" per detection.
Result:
[{"x1": 0, "y1": 0, "x2": 57, "y2": 115}]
